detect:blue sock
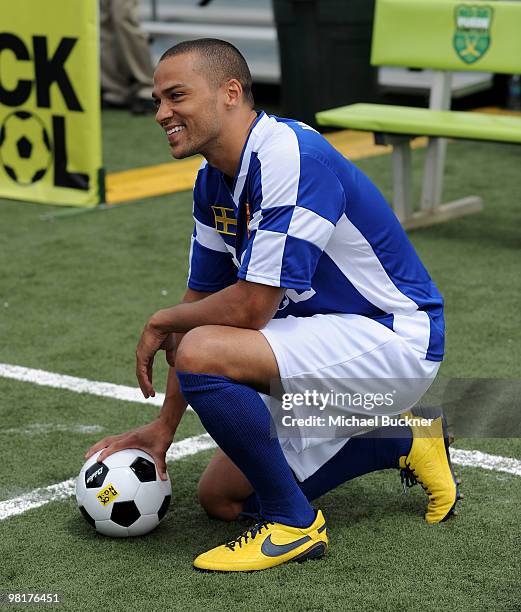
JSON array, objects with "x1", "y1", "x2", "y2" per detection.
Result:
[
  {"x1": 177, "y1": 371, "x2": 315, "y2": 528},
  {"x1": 243, "y1": 425, "x2": 412, "y2": 514}
]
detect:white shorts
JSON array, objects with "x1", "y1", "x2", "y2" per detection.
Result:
[{"x1": 259, "y1": 313, "x2": 440, "y2": 481}]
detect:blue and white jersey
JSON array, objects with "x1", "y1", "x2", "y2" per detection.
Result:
[{"x1": 188, "y1": 112, "x2": 444, "y2": 361}]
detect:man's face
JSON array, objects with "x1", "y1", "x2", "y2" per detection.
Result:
[{"x1": 153, "y1": 53, "x2": 223, "y2": 159}]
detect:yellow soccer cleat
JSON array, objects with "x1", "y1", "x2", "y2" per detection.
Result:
[
  {"x1": 193, "y1": 510, "x2": 328, "y2": 572},
  {"x1": 400, "y1": 407, "x2": 461, "y2": 525}
]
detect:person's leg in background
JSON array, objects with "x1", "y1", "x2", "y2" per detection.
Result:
[
  {"x1": 100, "y1": 0, "x2": 155, "y2": 113},
  {"x1": 110, "y1": 0, "x2": 155, "y2": 112},
  {"x1": 100, "y1": 0, "x2": 130, "y2": 107}
]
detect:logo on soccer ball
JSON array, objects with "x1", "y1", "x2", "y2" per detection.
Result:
[
  {"x1": 96, "y1": 483, "x2": 120, "y2": 506},
  {"x1": 0, "y1": 110, "x2": 53, "y2": 186},
  {"x1": 453, "y1": 5, "x2": 493, "y2": 64}
]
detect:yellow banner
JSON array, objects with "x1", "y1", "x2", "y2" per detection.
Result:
[{"x1": 0, "y1": 0, "x2": 103, "y2": 207}]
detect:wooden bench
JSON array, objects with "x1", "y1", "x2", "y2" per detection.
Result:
[{"x1": 316, "y1": 0, "x2": 521, "y2": 229}]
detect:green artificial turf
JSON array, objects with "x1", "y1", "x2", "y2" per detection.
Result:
[
  {"x1": 2, "y1": 450, "x2": 520, "y2": 612},
  {"x1": 0, "y1": 112, "x2": 520, "y2": 611},
  {"x1": 102, "y1": 110, "x2": 172, "y2": 173}
]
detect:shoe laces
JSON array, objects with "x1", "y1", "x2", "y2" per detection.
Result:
[
  {"x1": 400, "y1": 463, "x2": 433, "y2": 498},
  {"x1": 225, "y1": 519, "x2": 274, "y2": 551}
]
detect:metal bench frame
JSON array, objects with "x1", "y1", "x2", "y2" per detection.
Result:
[{"x1": 379, "y1": 71, "x2": 483, "y2": 230}]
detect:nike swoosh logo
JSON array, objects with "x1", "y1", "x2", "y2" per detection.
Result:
[{"x1": 261, "y1": 534, "x2": 312, "y2": 557}]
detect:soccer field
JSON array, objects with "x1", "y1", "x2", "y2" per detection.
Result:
[{"x1": 1, "y1": 112, "x2": 520, "y2": 611}]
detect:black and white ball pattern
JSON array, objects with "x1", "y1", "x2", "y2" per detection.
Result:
[{"x1": 76, "y1": 448, "x2": 171, "y2": 537}]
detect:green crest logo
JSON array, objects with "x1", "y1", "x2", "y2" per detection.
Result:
[{"x1": 453, "y1": 5, "x2": 493, "y2": 64}]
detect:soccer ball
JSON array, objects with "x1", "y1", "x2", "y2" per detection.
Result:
[
  {"x1": 76, "y1": 448, "x2": 171, "y2": 537},
  {"x1": 0, "y1": 110, "x2": 52, "y2": 185}
]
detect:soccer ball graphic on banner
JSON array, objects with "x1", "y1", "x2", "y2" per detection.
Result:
[
  {"x1": 0, "y1": 111, "x2": 52, "y2": 185},
  {"x1": 76, "y1": 449, "x2": 171, "y2": 537}
]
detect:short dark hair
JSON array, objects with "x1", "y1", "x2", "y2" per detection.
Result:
[{"x1": 159, "y1": 39, "x2": 254, "y2": 107}]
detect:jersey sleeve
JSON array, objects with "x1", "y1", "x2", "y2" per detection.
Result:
[
  {"x1": 238, "y1": 151, "x2": 346, "y2": 290},
  {"x1": 187, "y1": 170, "x2": 238, "y2": 292}
]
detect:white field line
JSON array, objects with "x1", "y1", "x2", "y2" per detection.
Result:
[
  {"x1": 450, "y1": 448, "x2": 521, "y2": 477},
  {"x1": 0, "y1": 444, "x2": 518, "y2": 522},
  {"x1": 0, "y1": 433, "x2": 216, "y2": 521},
  {"x1": 0, "y1": 363, "x2": 165, "y2": 407},
  {"x1": 1, "y1": 362, "x2": 521, "y2": 519},
  {"x1": 0, "y1": 423, "x2": 105, "y2": 436}
]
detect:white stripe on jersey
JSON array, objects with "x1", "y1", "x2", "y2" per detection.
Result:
[
  {"x1": 225, "y1": 243, "x2": 240, "y2": 267},
  {"x1": 187, "y1": 235, "x2": 195, "y2": 284},
  {"x1": 249, "y1": 208, "x2": 263, "y2": 233},
  {"x1": 256, "y1": 120, "x2": 300, "y2": 209},
  {"x1": 288, "y1": 206, "x2": 335, "y2": 250},
  {"x1": 245, "y1": 229, "x2": 287, "y2": 286},
  {"x1": 233, "y1": 113, "x2": 271, "y2": 207},
  {"x1": 194, "y1": 218, "x2": 228, "y2": 253},
  {"x1": 325, "y1": 214, "x2": 418, "y2": 314}
]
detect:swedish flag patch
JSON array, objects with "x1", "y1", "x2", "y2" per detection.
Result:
[{"x1": 211, "y1": 205, "x2": 237, "y2": 236}]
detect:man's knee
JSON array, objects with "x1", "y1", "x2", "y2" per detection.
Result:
[
  {"x1": 197, "y1": 479, "x2": 243, "y2": 522},
  {"x1": 175, "y1": 326, "x2": 226, "y2": 374}
]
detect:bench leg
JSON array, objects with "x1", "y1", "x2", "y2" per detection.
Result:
[
  {"x1": 375, "y1": 130, "x2": 483, "y2": 231},
  {"x1": 401, "y1": 196, "x2": 484, "y2": 230},
  {"x1": 391, "y1": 140, "x2": 413, "y2": 222},
  {"x1": 421, "y1": 70, "x2": 450, "y2": 211},
  {"x1": 416, "y1": 134, "x2": 483, "y2": 229},
  {"x1": 421, "y1": 136, "x2": 447, "y2": 210},
  {"x1": 375, "y1": 134, "x2": 414, "y2": 223}
]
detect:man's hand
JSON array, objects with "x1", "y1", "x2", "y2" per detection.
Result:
[
  {"x1": 160, "y1": 333, "x2": 177, "y2": 368},
  {"x1": 85, "y1": 419, "x2": 174, "y2": 481},
  {"x1": 135, "y1": 282, "x2": 284, "y2": 397},
  {"x1": 136, "y1": 321, "x2": 170, "y2": 398}
]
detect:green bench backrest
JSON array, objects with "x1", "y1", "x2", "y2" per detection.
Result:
[{"x1": 371, "y1": 0, "x2": 521, "y2": 74}]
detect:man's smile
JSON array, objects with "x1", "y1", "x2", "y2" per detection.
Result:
[{"x1": 165, "y1": 125, "x2": 186, "y2": 143}]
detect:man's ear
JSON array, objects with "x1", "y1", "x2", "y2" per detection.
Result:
[{"x1": 224, "y1": 79, "x2": 243, "y2": 107}]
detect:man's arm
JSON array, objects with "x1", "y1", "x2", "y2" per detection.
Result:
[
  {"x1": 86, "y1": 288, "x2": 213, "y2": 476},
  {"x1": 154, "y1": 280, "x2": 284, "y2": 333},
  {"x1": 156, "y1": 287, "x2": 215, "y2": 431},
  {"x1": 136, "y1": 280, "x2": 285, "y2": 398}
]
